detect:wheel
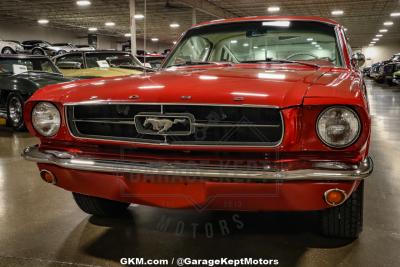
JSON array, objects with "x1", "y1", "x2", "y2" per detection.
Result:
[
  {"x1": 32, "y1": 48, "x2": 45, "y2": 55},
  {"x1": 57, "y1": 50, "x2": 66, "y2": 55},
  {"x1": 321, "y1": 181, "x2": 364, "y2": 239},
  {"x1": 6, "y1": 93, "x2": 25, "y2": 131},
  {"x1": 72, "y1": 192, "x2": 130, "y2": 217},
  {"x1": 2, "y1": 47, "x2": 15, "y2": 54}
]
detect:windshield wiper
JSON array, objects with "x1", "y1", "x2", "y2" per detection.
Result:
[
  {"x1": 240, "y1": 58, "x2": 320, "y2": 69},
  {"x1": 12, "y1": 70, "x2": 63, "y2": 76}
]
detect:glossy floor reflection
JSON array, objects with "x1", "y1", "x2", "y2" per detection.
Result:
[{"x1": 0, "y1": 79, "x2": 399, "y2": 267}]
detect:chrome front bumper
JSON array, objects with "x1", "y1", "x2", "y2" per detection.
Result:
[{"x1": 22, "y1": 145, "x2": 373, "y2": 181}]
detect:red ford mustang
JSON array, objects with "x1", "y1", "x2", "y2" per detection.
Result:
[{"x1": 23, "y1": 16, "x2": 373, "y2": 239}]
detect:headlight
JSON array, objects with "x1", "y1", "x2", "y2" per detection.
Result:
[
  {"x1": 316, "y1": 106, "x2": 361, "y2": 148},
  {"x1": 32, "y1": 102, "x2": 61, "y2": 137}
]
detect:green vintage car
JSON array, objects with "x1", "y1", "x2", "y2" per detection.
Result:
[{"x1": 393, "y1": 70, "x2": 400, "y2": 85}]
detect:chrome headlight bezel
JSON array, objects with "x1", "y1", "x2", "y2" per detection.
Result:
[
  {"x1": 32, "y1": 102, "x2": 61, "y2": 137},
  {"x1": 316, "y1": 106, "x2": 361, "y2": 149}
]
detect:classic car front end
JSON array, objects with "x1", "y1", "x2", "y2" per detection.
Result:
[{"x1": 22, "y1": 16, "x2": 372, "y2": 239}]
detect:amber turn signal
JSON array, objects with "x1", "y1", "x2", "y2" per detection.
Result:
[
  {"x1": 324, "y1": 188, "x2": 347, "y2": 206},
  {"x1": 40, "y1": 170, "x2": 57, "y2": 185}
]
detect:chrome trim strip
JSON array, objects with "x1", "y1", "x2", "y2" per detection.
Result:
[
  {"x1": 22, "y1": 146, "x2": 373, "y2": 181},
  {"x1": 64, "y1": 101, "x2": 280, "y2": 109}
]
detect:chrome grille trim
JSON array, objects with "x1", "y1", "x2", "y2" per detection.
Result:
[{"x1": 65, "y1": 103, "x2": 285, "y2": 148}]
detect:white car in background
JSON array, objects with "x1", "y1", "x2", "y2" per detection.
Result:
[
  {"x1": 51, "y1": 43, "x2": 95, "y2": 55},
  {"x1": 0, "y1": 40, "x2": 24, "y2": 54}
]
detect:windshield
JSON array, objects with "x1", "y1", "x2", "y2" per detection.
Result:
[
  {"x1": 165, "y1": 20, "x2": 343, "y2": 68},
  {"x1": 0, "y1": 58, "x2": 60, "y2": 74},
  {"x1": 85, "y1": 53, "x2": 142, "y2": 68}
]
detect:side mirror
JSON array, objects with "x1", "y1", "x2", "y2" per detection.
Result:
[{"x1": 351, "y1": 52, "x2": 366, "y2": 68}]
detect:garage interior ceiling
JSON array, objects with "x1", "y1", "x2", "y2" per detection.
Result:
[{"x1": 0, "y1": 0, "x2": 399, "y2": 47}]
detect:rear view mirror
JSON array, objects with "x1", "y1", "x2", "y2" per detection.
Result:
[{"x1": 57, "y1": 61, "x2": 82, "y2": 69}]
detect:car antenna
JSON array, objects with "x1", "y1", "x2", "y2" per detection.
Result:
[{"x1": 143, "y1": 0, "x2": 147, "y2": 75}]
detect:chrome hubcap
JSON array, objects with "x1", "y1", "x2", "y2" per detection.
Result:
[
  {"x1": 3, "y1": 49, "x2": 12, "y2": 54},
  {"x1": 9, "y1": 97, "x2": 22, "y2": 126}
]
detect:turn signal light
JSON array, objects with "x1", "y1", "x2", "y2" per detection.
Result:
[
  {"x1": 324, "y1": 189, "x2": 346, "y2": 206},
  {"x1": 40, "y1": 170, "x2": 57, "y2": 185}
]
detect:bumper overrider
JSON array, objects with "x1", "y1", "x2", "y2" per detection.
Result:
[
  {"x1": 22, "y1": 145, "x2": 373, "y2": 211},
  {"x1": 23, "y1": 145, "x2": 373, "y2": 181}
]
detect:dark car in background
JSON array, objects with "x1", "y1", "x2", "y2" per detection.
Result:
[{"x1": 0, "y1": 55, "x2": 73, "y2": 130}]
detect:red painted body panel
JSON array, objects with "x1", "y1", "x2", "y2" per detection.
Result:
[
  {"x1": 23, "y1": 16, "x2": 371, "y2": 211},
  {"x1": 38, "y1": 163, "x2": 359, "y2": 211}
]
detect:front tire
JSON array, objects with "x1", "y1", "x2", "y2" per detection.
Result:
[
  {"x1": 6, "y1": 93, "x2": 25, "y2": 131},
  {"x1": 72, "y1": 192, "x2": 130, "y2": 217},
  {"x1": 2, "y1": 47, "x2": 15, "y2": 54},
  {"x1": 32, "y1": 48, "x2": 45, "y2": 55},
  {"x1": 321, "y1": 181, "x2": 364, "y2": 239}
]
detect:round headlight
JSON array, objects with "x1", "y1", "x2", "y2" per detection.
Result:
[
  {"x1": 316, "y1": 106, "x2": 361, "y2": 148},
  {"x1": 32, "y1": 102, "x2": 61, "y2": 137}
]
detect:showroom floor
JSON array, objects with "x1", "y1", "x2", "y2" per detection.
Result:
[{"x1": 0, "y1": 79, "x2": 398, "y2": 267}]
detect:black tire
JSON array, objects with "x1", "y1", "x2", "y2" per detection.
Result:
[
  {"x1": 2, "y1": 47, "x2": 15, "y2": 54},
  {"x1": 321, "y1": 181, "x2": 364, "y2": 239},
  {"x1": 6, "y1": 93, "x2": 25, "y2": 131},
  {"x1": 32, "y1": 48, "x2": 45, "y2": 55},
  {"x1": 72, "y1": 192, "x2": 130, "y2": 217}
]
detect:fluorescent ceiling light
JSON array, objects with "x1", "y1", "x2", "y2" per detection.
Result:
[
  {"x1": 38, "y1": 19, "x2": 49, "y2": 24},
  {"x1": 369, "y1": 44, "x2": 374, "y2": 46},
  {"x1": 105, "y1": 22, "x2": 115, "y2": 26},
  {"x1": 134, "y1": 14, "x2": 144, "y2": 19},
  {"x1": 371, "y1": 41, "x2": 376, "y2": 44},
  {"x1": 124, "y1": 33, "x2": 131, "y2": 37},
  {"x1": 376, "y1": 34, "x2": 383, "y2": 37},
  {"x1": 331, "y1": 10, "x2": 344, "y2": 15},
  {"x1": 267, "y1": 6, "x2": 280, "y2": 12},
  {"x1": 76, "y1": 0, "x2": 91, "y2": 6},
  {"x1": 383, "y1": 21, "x2": 393, "y2": 26},
  {"x1": 311, "y1": 41, "x2": 317, "y2": 45},
  {"x1": 253, "y1": 46, "x2": 258, "y2": 49},
  {"x1": 88, "y1": 27, "x2": 97, "y2": 31},
  {"x1": 379, "y1": 29, "x2": 388, "y2": 32},
  {"x1": 230, "y1": 40, "x2": 238, "y2": 44},
  {"x1": 243, "y1": 43, "x2": 249, "y2": 47},
  {"x1": 169, "y1": 23, "x2": 180, "y2": 28},
  {"x1": 307, "y1": 38, "x2": 313, "y2": 41},
  {"x1": 390, "y1": 12, "x2": 400, "y2": 17},
  {"x1": 372, "y1": 38, "x2": 379, "y2": 41},
  {"x1": 151, "y1": 38, "x2": 159, "y2": 42},
  {"x1": 262, "y1": 21, "x2": 290, "y2": 27}
]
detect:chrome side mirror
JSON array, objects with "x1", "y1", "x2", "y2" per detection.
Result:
[{"x1": 351, "y1": 52, "x2": 366, "y2": 68}]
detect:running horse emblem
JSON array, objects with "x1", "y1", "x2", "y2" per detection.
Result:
[{"x1": 143, "y1": 117, "x2": 187, "y2": 134}]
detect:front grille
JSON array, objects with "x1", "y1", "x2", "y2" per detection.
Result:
[{"x1": 66, "y1": 103, "x2": 284, "y2": 147}]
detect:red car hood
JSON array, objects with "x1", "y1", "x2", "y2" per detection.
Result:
[{"x1": 31, "y1": 65, "x2": 343, "y2": 108}]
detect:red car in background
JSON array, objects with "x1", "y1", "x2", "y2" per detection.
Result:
[{"x1": 23, "y1": 16, "x2": 372, "y2": 239}]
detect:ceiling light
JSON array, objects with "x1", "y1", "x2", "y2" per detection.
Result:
[
  {"x1": 383, "y1": 21, "x2": 393, "y2": 26},
  {"x1": 379, "y1": 29, "x2": 388, "y2": 32},
  {"x1": 372, "y1": 38, "x2": 379, "y2": 41},
  {"x1": 76, "y1": 0, "x2": 91, "y2": 6},
  {"x1": 331, "y1": 10, "x2": 344, "y2": 16},
  {"x1": 376, "y1": 34, "x2": 383, "y2": 37},
  {"x1": 243, "y1": 43, "x2": 249, "y2": 47},
  {"x1": 371, "y1": 41, "x2": 376, "y2": 44},
  {"x1": 267, "y1": 6, "x2": 280, "y2": 12},
  {"x1": 230, "y1": 40, "x2": 238, "y2": 44},
  {"x1": 307, "y1": 38, "x2": 313, "y2": 41},
  {"x1": 38, "y1": 19, "x2": 49, "y2": 24},
  {"x1": 172, "y1": 41, "x2": 177, "y2": 45},
  {"x1": 134, "y1": 14, "x2": 145, "y2": 19},
  {"x1": 390, "y1": 12, "x2": 400, "y2": 17},
  {"x1": 151, "y1": 38, "x2": 159, "y2": 42},
  {"x1": 105, "y1": 22, "x2": 115, "y2": 26},
  {"x1": 124, "y1": 33, "x2": 131, "y2": 37},
  {"x1": 169, "y1": 23, "x2": 180, "y2": 28},
  {"x1": 88, "y1": 27, "x2": 97, "y2": 31},
  {"x1": 253, "y1": 46, "x2": 258, "y2": 49},
  {"x1": 311, "y1": 41, "x2": 317, "y2": 45}
]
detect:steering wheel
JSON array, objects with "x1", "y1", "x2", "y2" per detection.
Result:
[{"x1": 286, "y1": 53, "x2": 318, "y2": 60}]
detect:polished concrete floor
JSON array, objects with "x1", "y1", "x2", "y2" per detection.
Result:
[{"x1": 0, "y1": 79, "x2": 399, "y2": 267}]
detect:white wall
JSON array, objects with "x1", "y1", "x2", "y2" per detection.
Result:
[{"x1": 361, "y1": 43, "x2": 400, "y2": 67}]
